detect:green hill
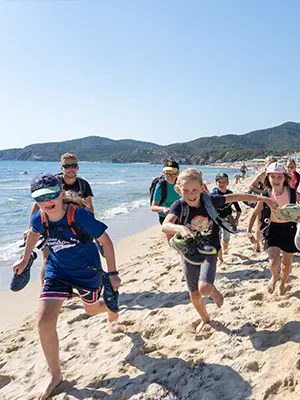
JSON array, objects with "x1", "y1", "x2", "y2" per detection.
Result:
[{"x1": 0, "y1": 121, "x2": 299, "y2": 164}]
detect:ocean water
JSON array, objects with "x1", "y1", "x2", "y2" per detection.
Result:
[{"x1": 0, "y1": 160, "x2": 245, "y2": 291}]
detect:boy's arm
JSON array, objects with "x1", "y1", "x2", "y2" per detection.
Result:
[
  {"x1": 224, "y1": 193, "x2": 276, "y2": 210},
  {"x1": 13, "y1": 229, "x2": 40, "y2": 274},
  {"x1": 84, "y1": 196, "x2": 94, "y2": 214},
  {"x1": 162, "y1": 214, "x2": 193, "y2": 238},
  {"x1": 96, "y1": 232, "x2": 120, "y2": 290},
  {"x1": 151, "y1": 200, "x2": 169, "y2": 215}
]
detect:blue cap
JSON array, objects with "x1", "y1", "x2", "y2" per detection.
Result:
[{"x1": 30, "y1": 174, "x2": 62, "y2": 198}]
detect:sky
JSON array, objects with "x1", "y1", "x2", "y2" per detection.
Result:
[{"x1": 0, "y1": 0, "x2": 300, "y2": 150}]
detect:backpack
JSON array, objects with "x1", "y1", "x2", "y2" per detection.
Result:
[
  {"x1": 40, "y1": 204, "x2": 93, "y2": 245},
  {"x1": 56, "y1": 173, "x2": 88, "y2": 197},
  {"x1": 260, "y1": 187, "x2": 297, "y2": 237},
  {"x1": 179, "y1": 194, "x2": 236, "y2": 234},
  {"x1": 149, "y1": 176, "x2": 167, "y2": 206}
]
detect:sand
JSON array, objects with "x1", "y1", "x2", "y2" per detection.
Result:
[{"x1": 1, "y1": 176, "x2": 300, "y2": 399}]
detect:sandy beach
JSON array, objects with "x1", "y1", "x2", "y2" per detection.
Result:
[{"x1": 1, "y1": 175, "x2": 300, "y2": 399}]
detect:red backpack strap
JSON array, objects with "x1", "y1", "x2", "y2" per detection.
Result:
[
  {"x1": 40, "y1": 210, "x2": 49, "y2": 237},
  {"x1": 67, "y1": 204, "x2": 77, "y2": 235}
]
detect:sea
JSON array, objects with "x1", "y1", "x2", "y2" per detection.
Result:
[{"x1": 0, "y1": 160, "x2": 245, "y2": 291}]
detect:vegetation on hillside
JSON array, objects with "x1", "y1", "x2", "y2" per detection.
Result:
[{"x1": 0, "y1": 122, "x2": 299, "y2": 164}]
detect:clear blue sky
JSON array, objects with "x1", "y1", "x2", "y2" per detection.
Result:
[{"x1": 1, "y1": 0, "x2": 299, "y2": 150}]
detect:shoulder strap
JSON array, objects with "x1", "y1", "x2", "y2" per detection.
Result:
[
  {"x1": 40, "y1": 211, "x2": 49, "y2": 237},
  {"x1": 202, "y1": 193, "x2": 235, "y2": 234},
  {"x1": 77, "y1": 177, "x2": 87, "y2": 196},
  {"x1": 159, "y1": 179, "x2": 168, "y2": 205},
  {"x1": 67, "y1": 204, "x2": 78, "y2": 235},
  {"x1": 289, "y1": 187, "x2": 297, "y2": 204},
  {"x1": 179, "y1": 199, "x2": 189, "y2": 225}
]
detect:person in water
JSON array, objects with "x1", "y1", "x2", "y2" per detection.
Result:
[
  {"x1": 248, "y1": 162, "x2": 300, "y2": 295},
  {"x1": 162, "y1": 169, "x2": 276, "y2": 332},
  {"x1": 13, "y1": 174, "x2": 120, "y2": 400}
]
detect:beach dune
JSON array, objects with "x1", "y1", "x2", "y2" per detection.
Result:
[{"x1": 1, "y1": 177, "x2": 300, "y2": 399}]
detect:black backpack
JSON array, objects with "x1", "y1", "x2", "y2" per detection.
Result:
[
  {"x1": 149, "y1": 176, "x2": 167, "y2": 205},
  {"x1": 56, "y1": 173, "x2": 88, "y2": 197},
  {"x1": 260, "y1": 187, "x2": 297, "y2": 236}
]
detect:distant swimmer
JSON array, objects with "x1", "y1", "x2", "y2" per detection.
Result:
[{"x1": 21, "y1": 171, "x2": 28, "y2": 175}]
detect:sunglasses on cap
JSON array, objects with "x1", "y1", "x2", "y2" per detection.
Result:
[
  {"x1": 62, "y1": 163, "x2": 78, "y2": 169},
  {"x1": 33, "y1": 191, "x2": 61, "y2": 203}
]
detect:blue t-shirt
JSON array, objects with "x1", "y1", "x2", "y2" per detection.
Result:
[
  {"x1": 31, "y1": 206, "x2": 107, "y2": 289},
  {"x1": 153, "y1": 180, "x2": 181, "y2": 216}
]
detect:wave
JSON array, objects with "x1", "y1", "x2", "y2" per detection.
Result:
[
  {"x1": 99, "y1": 198, "x2": 148, "y2": 220},
  {"x1": 0, "y1": 186, "x2": 29, "y2": 190},
  {"x1": 0, "y1": 239, "x2": 24, "y2": 262},
  {"x1": 90, "y1": 180, "x2": 126, "y2": 186}
]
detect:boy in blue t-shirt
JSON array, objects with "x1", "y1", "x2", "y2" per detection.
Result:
[
  {"x1": 13, "y1": 174, "x2": 121, "y2": 400},
  {"x1": 151, "y1": 160, "x2": 181, "y2": 225}
]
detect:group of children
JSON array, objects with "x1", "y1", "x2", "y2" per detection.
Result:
[
  {"x1": 13, "y1": 157, "x2": 299, "y2": 399},
  {"x1": 152, "y1": 158, "x2": 300, "y2": 333}
]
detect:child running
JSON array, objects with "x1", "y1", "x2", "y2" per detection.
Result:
[
  {"x1": 247, "y1": 162, "x2": 300, "y2": 295},
  {"x1": 162, "y1": 169, "x2": 276, "y2": 332},
  {"x1": 13, "y1": 174, "x2": 121, "y2": 400},
  {"x1": 212, "y1": 172, "x2": 241, "y2": 263}
]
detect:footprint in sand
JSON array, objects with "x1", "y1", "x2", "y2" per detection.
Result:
[
  {"x1": 248, "y1": 292, "x2": 264, "y2": 301},
  {"x1": 67, "y1": 313, "x2": 92, "y2": 324},
  {"x1": 0, "y1": 374, "x2": 12, "y2": 390}
]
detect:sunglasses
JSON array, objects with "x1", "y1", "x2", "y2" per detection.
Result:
[
  {"x1": 165, "y1": 173, "x2": 178, "y2": 177},
  {"x1": 62, "y1": 163, "x2": 78, "y2": 169},
  {"x1": 33, "y1": 191, "x2": 61, "y2": 203}
]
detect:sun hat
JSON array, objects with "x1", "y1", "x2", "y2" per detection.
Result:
[
  {"x1": 265, "y1": 162, "x2": 287, "y2": 175},
  {"x1": 216, "y1": 172, "x2": 229, "y2": 180},
  {"x1": 30, "y1": 174, "x2": 62, "y2": 199},
  {"x1": 163, "y1": 160, "x2": 179, "y2": 173}
]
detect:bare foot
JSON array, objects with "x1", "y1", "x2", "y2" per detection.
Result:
[
  {"x1": 255, "y1": 245, "x2": 261, "y2": 253},
  {"x1": 267, "y1": 278, "x2": 277, "y2": 294},
  {"x1": 196, "y1": 316, "x2": 210, "y2": 333},
  {"x1": 210, "y1": 288, "x2": 224, "y2": 308},
  {"x1": 107, "y1": 310, "x2": 119, "y2": 323},
  {"x1": 39, "y1": 374, "x2": 63, "y2": 400},
  {"x1": 279, "y1": 283, "x2": 287, "y2": 296}
]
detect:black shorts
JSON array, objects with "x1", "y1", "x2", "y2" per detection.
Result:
[{"x1": 266, "y1": 222, "x2": 298, "y2": 253}]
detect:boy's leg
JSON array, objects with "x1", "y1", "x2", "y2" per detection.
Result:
[
  {"x1": 198, "y1": 254, "x2": 224, "y2": 308},
  {"x1": 279, "y1": 252, "x2": 293, "y2": 295},
  {"x1": 267, "y1": 246, "x2": 281, "y2": 293},
  {"x1": 37, "y1": 299, "x2": 64, "y2": 400},
  {"x1": 183, "y1": 259, "x2": 210, "y2": 329},
  {"x1": 221, "y1": 229, "x2": 230, "y2": 255},
  {"x1": 78, "y1": 288, "x2": 119, "y2": 323}
]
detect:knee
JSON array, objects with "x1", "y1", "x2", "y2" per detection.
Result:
[
  {"x1": 37, "y1": 313, "x2": 57, "y2": 333},
  {"x1": 198, "y1": 282, "x2": 213, "y2": 297}
]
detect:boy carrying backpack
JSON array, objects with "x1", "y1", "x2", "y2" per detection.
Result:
[{"x1": 150, "y1": 160, "x2": 181, "y2": 225}]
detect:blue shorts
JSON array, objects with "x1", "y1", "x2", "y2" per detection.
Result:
[{"x1": 40, "y1": 278, "x2": 103, "y2": 304}]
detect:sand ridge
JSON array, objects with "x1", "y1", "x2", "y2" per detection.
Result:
[{"x1": 1, "y1": 176, "x2": 300, "y2": 399}]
